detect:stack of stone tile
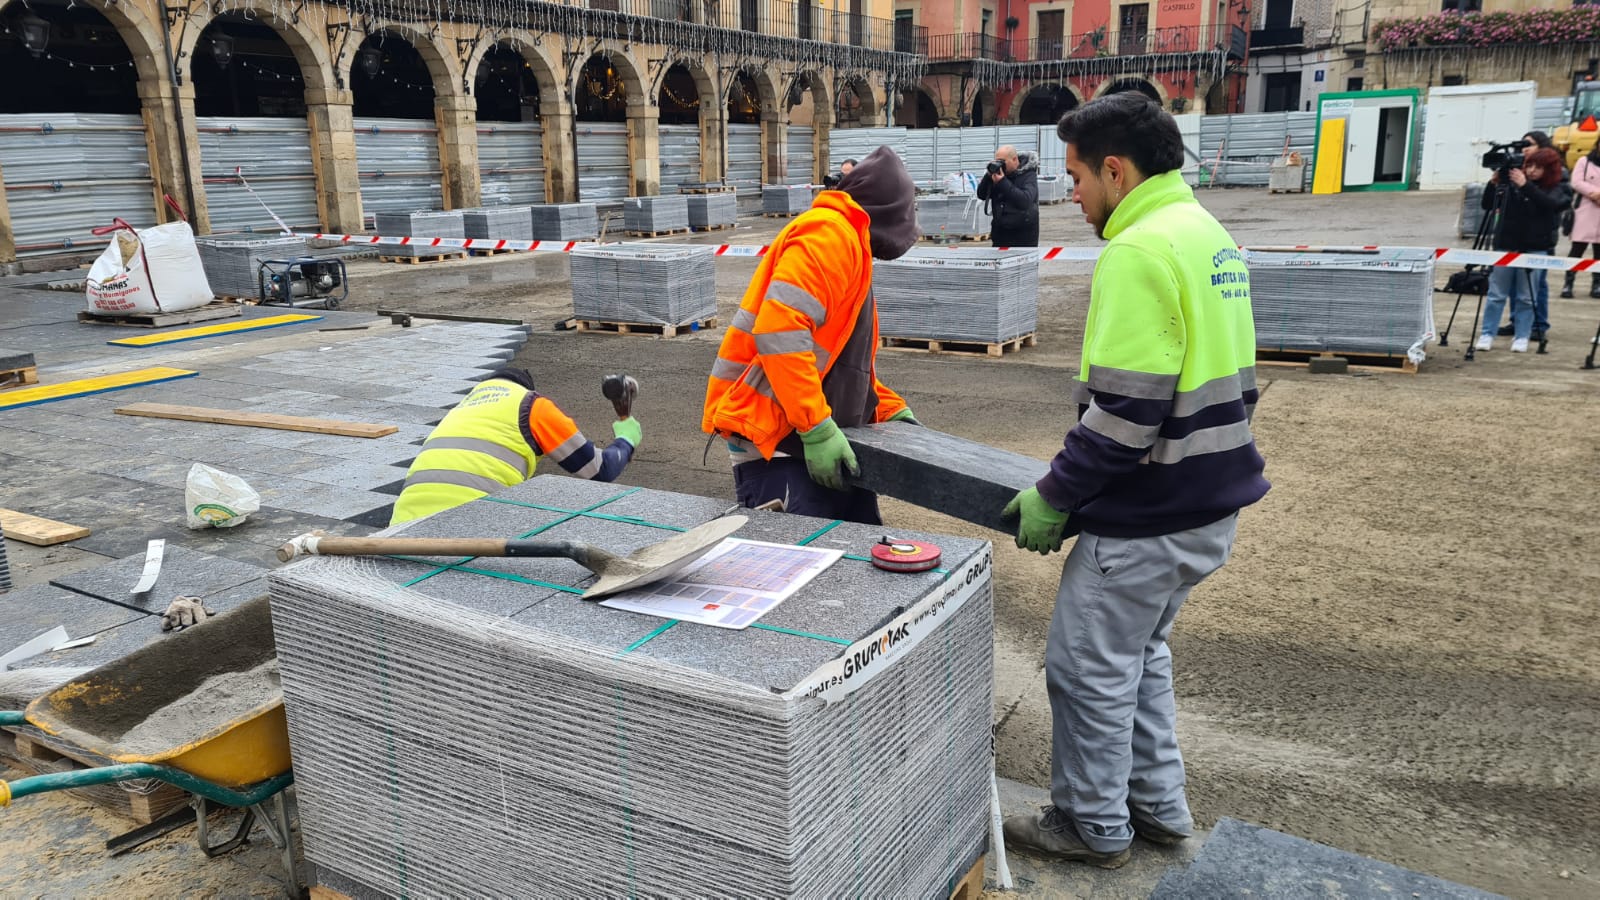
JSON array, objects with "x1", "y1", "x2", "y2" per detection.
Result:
[
  {"x1": 762, "y1": 185, "x2": 812, "y2": 216},
  {"x1": 194, "y1": 234, "x2": 307, "y2": 299},
  {"x1": 460, "y1": 206, "x2": 534, "y2": 242},
  {"x1": 529, "y1": 203, "x2": 600, "y2": 241},
  {"x1": 1037, "y1": 175, "x2": 1068, "y2": 204},
  {"x1": 623, "y1": 196, "x2": 690, "y2": 234},
  {"x1": 270, "y1": 477, "x2": 995, "y2": 899},
  {"x1": 1246, "y1": 248, "x2": 1436, "y2": 360},
  {"x1": 687, "y1": 193, "x2": 738, "y2": 230},
  {"x1": 372, "y1": 211, "x2": 465, "y2": 258},
  {"x1": 917, "y1": 195, "x2": 981, "y2": 239},
  {"x1": 874, "y1": 247, "x2": 1040, "y2": 344},
  {"x1": 569, "y1": 244, "x2": 716, "y2": 325}
]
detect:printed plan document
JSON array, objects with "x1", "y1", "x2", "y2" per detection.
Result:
[{"x1": 600, "y1": 539, "x2": 843, "y2": 629}]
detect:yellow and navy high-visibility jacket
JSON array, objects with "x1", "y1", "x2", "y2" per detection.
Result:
[
  {"x1": 1036, "y1": 170, "x2": 1269, "y2": 537},
  {"x1": 391, "y1": 378, "x2": 633, "y2": 525}
]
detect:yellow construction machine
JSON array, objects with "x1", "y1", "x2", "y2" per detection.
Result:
[{"x1": 1554, "y1": 77, "x2": 1600, "y2": 170}]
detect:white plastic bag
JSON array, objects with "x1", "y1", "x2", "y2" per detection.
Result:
[
  {"x1": 85, "y1": 220, "x2": 214, "y2": 316},
  {"x1": 185, "y1": 464, "x2": 260, "y2": 529}
]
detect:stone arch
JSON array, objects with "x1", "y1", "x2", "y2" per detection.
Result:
[
  {"x1": 176, "y1": 1, "x2": 333, "y2": 93},
  {"x1": 0, "y1": 0, "x2": 167, "y2": 85},
  {"x1": 659, "y1": 57, "x2": 715, "y2": 120},
  {"x1": 834, "y1": 76, "x2": 878, "y2": 127},
  {"x1": 1010, "y1": 82, "x2": 1084, "y2": 126},
  {"x1": 896, "y1": 85, "x2": 941, "y2": 129},
  {"x1": 466, "y1": 36, "x2": 563, "y2": 114},
  {"x1": 348, "y1": 24, "x2": 460, "y2": 99},
  {"x1": 1095, "y1": 75, "x2": 1166, "y2": 106},
  {"x1": 970, "y1": 86, "x2": 998, "y2": 126},
  {"x1": 749, "y1": 66, "x2": 782, "y2": 115},
  {"x1": 786, "y1": 69, "x2": 831, "y2": 127},
  {"x1": 570, "y1": 40, "x2": 644, "y2": 112}
]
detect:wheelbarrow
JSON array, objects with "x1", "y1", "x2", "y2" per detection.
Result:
[{"x1": 0, "y1": 595, "x2": 296, "y2": 878}]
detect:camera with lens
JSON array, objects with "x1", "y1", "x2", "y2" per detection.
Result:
[
  {"x1": 1481, "y1": 140, "x2": 1524, "y2": 179},
  {"x1": 822, "y1": 172, "x2": 841, "y2": 189},
  {"x1": 986, "y1": 160, "x2": 1005, "y2": 177}
]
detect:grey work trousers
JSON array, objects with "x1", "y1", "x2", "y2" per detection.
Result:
[{"x1": 1046, "y1": 514, "x2": 1238, "y2": 853}]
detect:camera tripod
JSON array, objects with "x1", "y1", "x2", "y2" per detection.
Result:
[{"x1": 1438, "y1": 178, "x2": 1547, "y2": 359}]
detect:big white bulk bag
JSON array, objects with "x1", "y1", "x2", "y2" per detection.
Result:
[{"x1": 84, "y1": 219, "x2": 214, "y2": 316}]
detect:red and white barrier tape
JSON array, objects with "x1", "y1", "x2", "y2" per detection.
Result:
[{"x1": 294, "y1": 232, "x2": 1600, "y2": 272}]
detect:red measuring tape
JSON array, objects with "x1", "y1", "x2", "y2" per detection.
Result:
[{"x1": 869, "y1": 537, "x2": 943, "y2": 573}]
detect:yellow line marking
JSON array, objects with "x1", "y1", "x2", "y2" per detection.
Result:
[
  {"x1": 0, "y1": 367, "x2": 199, "y2": 410},
  {"x1": 107, "y1": 314, "x2": 323, "y2": 347}
]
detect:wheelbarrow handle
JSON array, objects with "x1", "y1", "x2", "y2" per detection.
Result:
[
  {"x1": 0, "y1": 711, "x2": 23, "y2": 727},
  {"x1": 0, "y1": 763, "x2": 294, "y2": 809},
  {"x1": 277, "y1": 533, "x2": 613, "y2": 567}
]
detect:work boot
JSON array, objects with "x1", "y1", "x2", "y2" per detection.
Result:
[
  {"x1": 1497, "y1": 323, "x2": 1515, "y2": 336},
  {"x1": 1591, "y1": 274, "x2": 1600, "y2": 298},
  {"x1": 1561, "y1": 271, "x2": 1576, "y2": 299},
  {"x1": 1128, "y1": 804, "x2": 1194, "y2": 845},
  {"x1": 1003, "y1": 805, "x2": 1131, "y2": 869}
]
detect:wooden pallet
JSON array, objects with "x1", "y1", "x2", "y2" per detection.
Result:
[
  {"x1": 1256, "y1": 348, "x2": 1419, "y2": 374},
  {"x1": 624, "y1": 227, "x2": 691, "y2": 237},
  {"x1": 213, "y1": 294, "x2": 259, "y2": 305},
  {"x1": 0, "y1": 726, "x2": 188, "y2": 824},
  {"x1": 680, "y1": 185, "x2": 736, "y2": 194},
  {"x1": 379, "y1": 252, "x2": 467, "y2": 265},
  {"x1": 575, "y1": 317, "x2": 718, "y2": 338},
  {"x1": 881, "y1": 332, "x2": 1036, "y2": 358},
  {"x1": 763, "y1": 211, "x2": 802, "y2": 218},
  {"x1": 469, "y1": 247, "x2": 515, "y2": 256},
  {"x1": 691, "y1": 222, "x2": 737, "y2": 232},
  {"x1": 0, "y1": 364, "x2": 38, "y2": 389},
  {"x1": 77, "y1": 302, "x2": 242, "y2": 328},
  {"x1": 920, "y1": 232, "x2": 990, "y2": 243}
]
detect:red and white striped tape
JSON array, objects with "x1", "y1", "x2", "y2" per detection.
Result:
[{"x1": 294, "y1": 232, "x2": 1600, "y2": 272}]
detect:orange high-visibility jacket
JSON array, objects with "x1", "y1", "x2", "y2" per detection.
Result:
[{"x1": 702, "y1": 190, "x2": 907, "y2": 458}]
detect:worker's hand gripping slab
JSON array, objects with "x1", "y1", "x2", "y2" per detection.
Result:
[
  {"x1": 1003, "y1": 487, "x2": 1070, "y2": 555},
  {"x1": 799, "y1": 417, "x2": 859, "y2": 491}
]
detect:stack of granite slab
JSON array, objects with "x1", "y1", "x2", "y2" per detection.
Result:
[
  {"x1": 763, "y1": 184, "x2": 812, "y2": 216},
  {"x1": 687, "y1": 193, "x2": 738, "y2": 230},
  {"x1": 1037, "y1": 175, "x2": 1068, "y2": 204},
  {"x1": 917, "y1": 195, "x2": 981, "y2": 239},
  {"x1": 1245, "y1": 247, "x2": 1436, "y2": 361},
  {"x1": 569, "y1": 244, "x2": 716, "y2": 325},
  {"x1": 529, "y1": 203, "x2": 599, "y2": 241},
  {"x1": 270, "y1": 477, "x2": 994, "y2": 899},
  {"x1": 874, "y1": 247, "x2": 1040, "y2": 344},
  {"x1": 623, "y1": 196, "x2": 690, "y2": 234},
  {"x1": 460, "y1": 206, "x2": 534, "y2": 243},
  {"x1": 372, "y1": 211, "x2": 465, "y2": 258},
  {"x1": 194, "y1": 233, "x2": 308, "y2": 299}
]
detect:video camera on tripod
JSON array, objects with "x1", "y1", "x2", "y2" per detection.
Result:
[{"x1": 1481, "y1": 140, "x2": 1526, "y2": 180}]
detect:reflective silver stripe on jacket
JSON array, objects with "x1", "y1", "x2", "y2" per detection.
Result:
[
  {"x1": 1081, "y1": 403, "x2": 1161, "y2": 449},
  {"x1": 754, "y1": 329, "x2": 816, "y2": 356},
  {"x1": 730, "y1": 308, "x2": 757, "y2": 334},
  {"x1": 401, "y1": 469, "x2": 505, "y2": 496},
  {"x1": 420, "y1": 436, "x2": 529, "y2": 477},
  {"x1": 767, "y1": 280, "x2": 827, "y2": 325},
  {"x1": 1085, "y1": 365, "x2": 1180, "y2": 399},
  {"x1": 1145, "y1": 421, "x2": 1256, "y2": 465},
  {"x1": 711, "y1": 356, "x2": 747, "y2": 381},
  {"x1": 542, "y1": 431, "x2": 586, "y2": 463}
]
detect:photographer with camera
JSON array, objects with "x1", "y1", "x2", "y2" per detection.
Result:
[
  {"x1": 977, "y1": 145, "x2": 1039, "y2": 247},
  {"x1": 1476, "y1": 145, "x2": 1573, "y2": 353}
]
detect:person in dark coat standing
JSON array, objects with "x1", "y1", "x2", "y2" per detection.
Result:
[{"x1": 977, "y1": 145, "x2": 1040, "y2": 247}]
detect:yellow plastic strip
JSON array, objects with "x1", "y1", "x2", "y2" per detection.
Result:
[
  {"x1": 0, "y1": 367, "x2": 199, "y2": 410},
  {"x1": 107, "y1": 314, "x2": 322, "y2": 347}
]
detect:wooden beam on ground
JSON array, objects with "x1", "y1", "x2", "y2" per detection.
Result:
[
  {"x1": 114, "y1": 402, "x2": 399, "y2": 438},
  {"x1": 0, "y1": 509, "x2": 92, "y2": 545}
]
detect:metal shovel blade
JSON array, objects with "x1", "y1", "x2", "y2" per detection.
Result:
[{"x1": 582, "y1": 515, "x2": 747, "y2": 600}]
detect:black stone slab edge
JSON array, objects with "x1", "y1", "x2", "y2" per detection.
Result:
[
  {"x1": 843, "y1": 422, "x2": 1049, "y2": 536},
  {"x1": 0, "y1": 348, "x2": 36, "y2": 369}
]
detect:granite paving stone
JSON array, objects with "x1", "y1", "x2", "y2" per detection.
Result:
[
  {"x1": 0, "y1": 584, "x2": 148, "y2": 655},
  {"x1": 252, "y1": 481, "x2": 394, "y2": 522},
  {"x1": 296, "y1": 460, "x2": 411, "y2": 494},
  {"x1": 51, "y1": 545, "x2": 268, "y2": 614},
  {"x1": 11, "y1": 615, "x2": 170, "y2": 670}
]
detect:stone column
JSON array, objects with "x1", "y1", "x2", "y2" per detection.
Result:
[
  {"x1": 0, "y1": 161, "x2": 15, "y2": 265},
  {"x1": 763, "y1": 106, "x2": 787, "y2": 185},
  {"x1": 541, "y1": 98, "x2": 578, "y2": 203},
  {"x1": 305, "y1": 88, "x2": 363, "y2": 234},
  {"x1": 137, "y1": 79, "x2": 204, "y2": 230},
  {"x1": 700, "y1": 104, "x2": 728, "y2": 184},
  {"x1": 626, "y1": 97, "x2": 661, "y2": 197},
  {"x1": 436, "y1": 93, "x2": 480, "y2": 210}
]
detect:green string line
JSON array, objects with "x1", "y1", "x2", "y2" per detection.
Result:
[
  {"x1": 796, "y1": 519, "x2": 843, "y2": 545},
  {"x1": 749, "y1": 622, "x2": 853, "y2": 645},
  {"x1": 483, "y1": 495, "x2": 689, "y2": 532}
]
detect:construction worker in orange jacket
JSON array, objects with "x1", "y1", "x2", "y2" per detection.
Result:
[{"x1": 702, "y1": 145, "x2": 919, "y2": 525}]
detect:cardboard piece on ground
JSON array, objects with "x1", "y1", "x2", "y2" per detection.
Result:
[
  {"x1": 114, "y1": 402, "x2": 399, "y2": 438},
  {"x1": 0, "y1": 508, "x2": 92, "y2": 545}
]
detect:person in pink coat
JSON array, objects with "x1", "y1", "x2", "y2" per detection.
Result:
[{"x1": 1564, "y1": 144, "x2": 1600, "y2": 299}]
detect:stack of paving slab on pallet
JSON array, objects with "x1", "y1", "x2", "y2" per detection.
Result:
[
  {"x1": 460, "y1": 206, "x2": 534, "y2": 243},
  {"x1": 529, "y1": 203, "x2": 600, "y2": 240},
  {"x1": 270, "y1": 477, "x2": 994, "y2": 898},
  {"x1": 195, "y1": 234, "x2": 308, "y2": 299},
  {"x1": 875, "y1": 247, "x2": 1040, "y2": 344},
  {"x1": 686, "y1": 193, "x2": 738, "y2": 230},
  {"x1": 1246, "y1": 248, "x2": 1436, "y2": 361},
  {"x1": 623, "y1": 196, "x2": 690, "y2": 234},
  {"x1": 1037, "y1": 175, "x2": 1068, "y2": 204},
  {"x1": 569, "y1": 244, "x2": 716, "y2": 325},
  {"x1": 373, "y1": 211, "x2": 465, "y2": 258},
  {"x1": 763, "y1": 184, "x2": 813, "y2": 216},
  {"x1": 917, "y1": 195, "x2": 984, "y2": 239}
]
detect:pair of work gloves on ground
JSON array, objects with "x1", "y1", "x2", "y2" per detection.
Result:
[{"x1": 799, "y1": 409, "x2": 918, "y2": 491}]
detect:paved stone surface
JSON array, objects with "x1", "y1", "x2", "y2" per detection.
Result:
[
  {"x1": 50, "y1": 545, "x2": 267, "y2": 613},
  {"x1": 0, "y1": 583, "x2": 146, "y2": 654}
]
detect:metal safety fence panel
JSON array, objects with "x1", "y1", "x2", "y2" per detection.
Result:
[
  {"x1": 659, "y1": 123, "x2": 702, "y2": 192},
  {"x1": 0, "y1": 113, "x2": 155, "y2": 257},
  {"x1": 196, "y1": 116, "x2": 320, "y2": 234},
  {"x1": 353, "y1": 116, "x2": 443, "y2": 220},
  {"x1": 477, "y1": 122, "x2": 546, "y2": 206},
  {"x1": 576, "y1": 121, "x2": 630, "y2": 201}
]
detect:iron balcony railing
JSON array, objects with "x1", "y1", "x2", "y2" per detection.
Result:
[
  {"x1": 928, "y1": 24, "x2": 1248, "y2": 63},
  {"x1": 582, "y1": 1, "x2": 921, "y2": 51}
]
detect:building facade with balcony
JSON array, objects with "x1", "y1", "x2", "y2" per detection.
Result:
[
  {"x1": 893, "y1": 0, "x2": 1248, "y2": 130},
  {"x1": 1240, "y1": 0, "x2": 1366, "y2": 114},
  {"x1": 1362, "y1": 0, "x2": 1599, "y2": 99},
  {"x1": 0, "y1": 0, "x2": 922, "y2": 261}
]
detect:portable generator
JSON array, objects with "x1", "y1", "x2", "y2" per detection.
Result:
[{"x1": 257, "y1": 257, "x2": 348, "y2": 310}]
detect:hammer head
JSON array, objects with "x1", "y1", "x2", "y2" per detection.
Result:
[{"x1": 602, "y1": 374, "x2": 638, "y2": 419}]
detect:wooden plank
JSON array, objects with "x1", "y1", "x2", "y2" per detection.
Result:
[
  {"x1": 0, "y1": 508, "x2": 92, "y2": 545},
  {"x1": 0, "y1": 367, "x2": 199, "y2": 411},
  {"x1": 308, "y1": 887, "x2": 350, "y2": 900},
  {"x1": 948, "y1": 856, "x2": 985, "y2": 900},
  {"x1": 114, "y1": 402, "x2": 399, "y2": 438},
  {"x1": 78, "y1": 303, "x2": 242, "y2": 328}
]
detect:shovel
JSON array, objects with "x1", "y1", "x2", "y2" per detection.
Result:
[{"x1": 276, "y1": 515, "x2": 747, "y2": 600}]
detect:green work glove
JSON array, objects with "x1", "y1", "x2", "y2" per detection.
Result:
[
  {"x1": 799, "y1": 417, "x2": 858, "y2": 491},
  {"x1": 612, "y1": 416, "x2": 642, "y2": 449},
  {"x1": 889, "y1": 408, "x2": 921, "y2": 426},
  {"x1": 1002, "y1": 487, "x2": 1070, "y2": 555}
]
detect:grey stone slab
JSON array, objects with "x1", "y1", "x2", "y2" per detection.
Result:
[
  {"x1": 297, "y1": 460, "x2": 410, "y2": 494},
  {"x1": 252, "y1": 481, "x2": 393, "y2": 522},
  {"x1": 509, "y1": 591, "x2": 666, "y2": 651},
  {"x1": 1150, "y1": 818, "x2": 1504, "y2": 900},
  {"x1": 0, "y1": 347, "x2": 35, "y2": 369},
  {"x1": 51, "y1": 545, "x2": 267, "y2": 614},
  {"x1": 118, "y1": 455, "x2": 215, "y2": 490},
  {"x1": 0, "y1": 584, "x2": 145, "y2": 654},
  {"x1": 844, "y1": 421, "x2": 1050, "y2": 536},
  {"x1": 197, "y1": 577, "x2": 271, "y2": 618},
  {"x1": 11, "y1": 614, "x2": 169, "y2": 670},
  {"x1": 374, "y1": 390, "x2": 472, "y2": 409}
]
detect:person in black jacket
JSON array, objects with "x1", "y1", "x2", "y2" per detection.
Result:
[
  {"x1": 977, "y1": 145, "x2": 1039, "y2": 247},
  {"x1": 1477, "y1": 146, "x2": 1573, "y2": 352}
]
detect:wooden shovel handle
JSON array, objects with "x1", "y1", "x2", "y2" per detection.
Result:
[{"x1": 276, "y1": 535, "x2": 602, "y2": 565}]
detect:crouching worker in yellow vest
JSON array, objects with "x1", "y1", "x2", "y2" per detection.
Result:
[{"x1": 390, "y1": 367, "x2": 640, "y2": 525}]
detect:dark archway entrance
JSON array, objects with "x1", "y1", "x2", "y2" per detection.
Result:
[
  {"x1": 1017, "y1": 85, "x2": 1078, "y2": 126},
  {"x1": 475, "y1": 44, "x2": 546, "y2": 205}
]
